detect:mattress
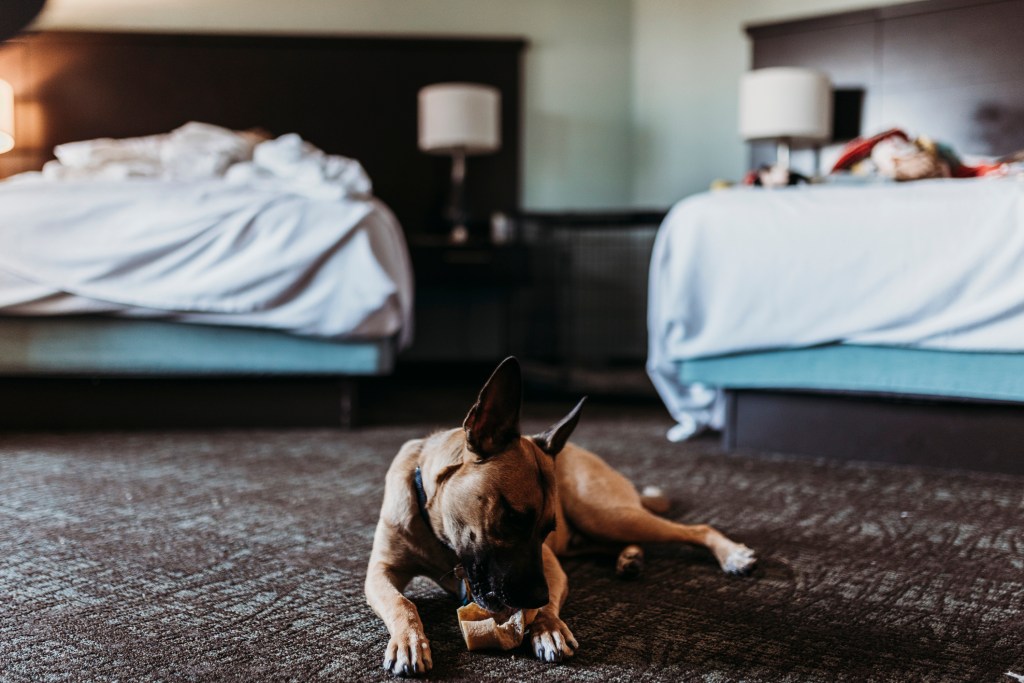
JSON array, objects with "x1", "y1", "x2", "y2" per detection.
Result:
[
  {"x1": 0, "y1": 125, "x2": 413, "y2": 347},
  {"x1": 0, "y1": 177, "x2": 413, "y2": 346}
]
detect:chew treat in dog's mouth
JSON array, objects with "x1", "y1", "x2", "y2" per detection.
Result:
[{"x1": 457, "y1": 603, "x2": 539, "y2": 651}]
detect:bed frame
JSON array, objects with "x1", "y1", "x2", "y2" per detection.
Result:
[
  {"x1": 0, "y1": 30, "x2": 525, "y2": 427},
  {"x1": 713, "y1": 0, "x2": 1024, "y2": 471},
  {"x1": 679, "y1": 345, "x2": 1024, "y2": 475}
]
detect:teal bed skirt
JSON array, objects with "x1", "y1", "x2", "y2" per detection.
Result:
[
  {"x1": 678, "y1": 344, "x2": 1024, "y2": 403},
  {"x1": 0, "y1": 317, "x2": 395, "y2": 376}
]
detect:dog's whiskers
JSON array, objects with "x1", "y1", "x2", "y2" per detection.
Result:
[{"x1": 437, "y1": 566, "x2": 460, "y2": 584}]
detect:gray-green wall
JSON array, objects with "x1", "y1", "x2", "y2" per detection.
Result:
[{"x1": 37, "y1": 0, "x2": 916, "y2": 209}]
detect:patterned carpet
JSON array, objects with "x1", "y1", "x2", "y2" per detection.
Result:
[{"x1": 1, "y1": 401, "x2": 1022, "y2": 681}]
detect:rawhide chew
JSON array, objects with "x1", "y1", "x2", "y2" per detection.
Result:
[{"x1": 457, "y1": 603, "x2": 539, "y2": 651}]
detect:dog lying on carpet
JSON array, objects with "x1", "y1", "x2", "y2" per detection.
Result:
[{"x1": 365, "y1": 357, "x2": 756, "y2": 676}]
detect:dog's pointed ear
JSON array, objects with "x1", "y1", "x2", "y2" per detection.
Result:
[
  {"x1": 533, "y1": 397, "x2": 585, "y2": 457},
  {"x1": 463, "y1": 357, "x2": 522, "y2": 457}
]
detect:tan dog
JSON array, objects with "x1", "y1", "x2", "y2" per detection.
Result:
[{"x1": 365, "y1": 357, "x2": 756, "y2": 676}]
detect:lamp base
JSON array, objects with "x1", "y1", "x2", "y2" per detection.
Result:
[
  {"x1": 445, "y1": 150, "x2": 469, "y2": 243},
  {"x1": 775, "y1": 137, "x2": 791, "y2": 172}
]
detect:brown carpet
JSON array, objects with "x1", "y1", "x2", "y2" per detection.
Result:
[{"x1": 1, "y1": 403, "x2": 1022, "y2": 681}]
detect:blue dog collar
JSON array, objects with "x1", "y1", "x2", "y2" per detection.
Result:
[
  {"x1": 414, "y1": 466, "x2": 471, "y2": 605},
  {"x1": 413, "y1": 466, "x2": 430, "y2": 527}
]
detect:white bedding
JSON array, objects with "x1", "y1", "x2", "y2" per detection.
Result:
[
  {"x1": 0, "y1": 152, "x2": 412, "y2": 346},
  {"x1": 647, "y1": 177, "x2": 1024, "y2": 439}
]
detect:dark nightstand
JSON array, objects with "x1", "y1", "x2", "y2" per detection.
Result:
[
  {"x1": 402, "y1": 239, "x2": 532, "y2": 362},
  {"x1": 409, "y1": 240, "x2": 530, "y2": 288},
  {"x1": 513, "y1": 210, "x2": 667, "y2": 394}
]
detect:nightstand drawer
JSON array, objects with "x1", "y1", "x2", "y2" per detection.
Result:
[{"x1": 410, "y1": 244, "x2": 531, "y2": 287}]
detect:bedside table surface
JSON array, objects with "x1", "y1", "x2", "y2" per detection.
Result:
[{"x1": 409, "y1": 242, "x2": 530, "y2": 287}]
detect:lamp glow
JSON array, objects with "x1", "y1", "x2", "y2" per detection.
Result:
[{"x1": 0, "y1": 79, "x2": 13, "y2": 154}]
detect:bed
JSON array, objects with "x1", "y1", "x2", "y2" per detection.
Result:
[
  {"x1": 0, "y1": 134, "x2": 412, "y2": 359},
  {"x1": 0, "y1": 30, "x2": 524, "y2": 426},
  {"x1": 647, "y1": 0, "x2": 1024, "y2": 472}
]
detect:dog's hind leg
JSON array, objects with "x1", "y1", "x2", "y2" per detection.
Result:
[
  {"x1": 639, "y1": 486, "x2": 670, "y2": 515},
  {"x1": 557, "y1": 446, "x2": 755, "y2": 574},
  {"x1": 574, "y1": 507, "x2": 755, "y2": 575}
]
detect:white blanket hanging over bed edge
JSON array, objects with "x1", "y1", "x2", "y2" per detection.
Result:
[
  {"x1": 0, "y1": 125, "x2": 413, "y2": 347},
  {"x1": 647, "y1": 178, "x2": 1024, "y2": 440}
]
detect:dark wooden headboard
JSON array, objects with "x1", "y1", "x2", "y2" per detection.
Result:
[
  {"x1": 0, "y1": 30, "x2": 525, "y2": 237},
  {"x1": 747, "y1": 0, "x2": 1024, "y2": 163}
]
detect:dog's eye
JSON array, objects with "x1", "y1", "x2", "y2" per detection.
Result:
[
  {"x1": 507, "y1": 509, "x2": 532, "y2": 529},
  {"x1": 499, "y1": 497, "x2": 536, "y2": 533}
]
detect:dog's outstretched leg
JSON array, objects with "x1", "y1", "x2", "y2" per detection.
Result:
[
  {"x1": 576, "y1": 509, "x2": 756, "y2": 575},
  {"x1": 558, "y1": 446, "x2": 756, "y2": 575},
  {"x1": 365, "y1": 561, "x2": 432, "y2": 677},
  {"x1": 530, "y1": 544, "x2": 578, "y2": 663},
  {"x1": 639, "y1": 485, "x2": 671, "y2": 515}
]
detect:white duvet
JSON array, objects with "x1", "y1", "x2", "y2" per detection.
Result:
[
  {"x1": 0, "y1": 125, "x2": 411, "y2": 345},
  {"x1": 647, "y1": 177, "x2": 1024, "y2": 439}
]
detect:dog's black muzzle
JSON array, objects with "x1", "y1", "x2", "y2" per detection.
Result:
[{"x1": 464, "y1": 544, "x2": 549, "y2": 612}]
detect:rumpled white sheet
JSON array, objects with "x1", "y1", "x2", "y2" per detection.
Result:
[
  {"x1": 43, "y1": 122, "x2": 263, "y2": 181},
  {"x1": 226, "y1": 133, "x2": 372, "y2": 200},
  {"x1": 0, "y1": 125, "x2": 411, "y2": 345},
  {"x1": 41, "y1": 122, "x2": 372, "y2": 199},
  {"x1": 0, "y1": 178, "x2": 411, "y2": 345},
  {"x1": 647, "y1": 177, "x2": 1024, "y2": 440}
]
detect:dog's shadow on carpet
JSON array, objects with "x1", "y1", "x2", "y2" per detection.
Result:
[{"x1": 389, "y1": 547, "x2": 979, "y2": 681}]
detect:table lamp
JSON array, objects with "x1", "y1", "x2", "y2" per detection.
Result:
[
  {"x1": 418, "y1": 82, "x2": 501, "y2": 243},
  {"x1": 0, "y1": 79, "x2": 13, "y2": 154},
  {"x1": 739, "y1": 67, "x2": 831, "y2": 172}
]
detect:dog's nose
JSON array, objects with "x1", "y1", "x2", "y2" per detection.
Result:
[{"x1": 509, "y1": 584, "x2": 549, "y2": 609}]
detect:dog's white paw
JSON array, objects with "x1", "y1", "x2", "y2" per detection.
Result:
[
  {"x1": 383, "y1": 628, "x2": 432, "y2": 677},
  {"x1": 529, "y1": 613, "x2": 578, "y2": 663},
  {"x1": 721, "y1": 544, "x2": 757, "y2": 575}
]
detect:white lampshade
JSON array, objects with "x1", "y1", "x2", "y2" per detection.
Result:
[
  {"x1": 418, "y1": 82, "x2": 500, "y2": 155},
  {"x1": 0, "y1": 79, "x2": 13, "y2": 154},
  {"x1": 739, "y1": 67, "x2": 832, "y2": 143}
]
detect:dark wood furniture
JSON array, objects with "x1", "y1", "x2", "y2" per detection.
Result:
[
  {"x1": 0, "y1": 30, "x2": 525, "y2": 240},
  {"x1": 748, "y1": 0, "x2": 1024, "y2": 168},
  {"x1": 724, "y1": 390, "x2": 1024, "y2": 476},
  {"x1": 0, "y1": 29, "x2": 526, "y2": 428},
  {"x1": 402, "y1": 241, "x2": 532, "y2": 363},
  {"x1": 401, "y1": 209, "x2": 670, "y2": 373},
  {"x1": 727, "y1": 0, "x2": 1024, "y2": 471},
  {"x1": 515, "y1": 210, "x2": 666, "y2": 394},
  {"x1": 409, "y1": 241, "x2": 531, "y2": 288},
  {"x1": 0, "y1": 376, "x2": 363, "y2": 430}
]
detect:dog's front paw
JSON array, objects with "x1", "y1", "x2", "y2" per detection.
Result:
[
  {"x1": 721, "y1": 543, "x2": 757, "y2": 575},
  {"x1": 529, "y1": 612, "x2": 578, "y2": 663},
  {"x1": 383, "y1": 627, "x2": 432, "y2": 677}
]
